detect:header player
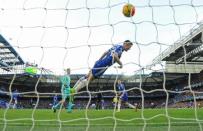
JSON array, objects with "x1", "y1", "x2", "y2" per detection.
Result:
[{"x1": 71, "y1": 40, "x2": 133, "y2": 96}]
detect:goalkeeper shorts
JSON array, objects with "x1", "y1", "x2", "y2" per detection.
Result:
[{"x1": 61, "y1": 88, "x2": 70, "y2": 100}]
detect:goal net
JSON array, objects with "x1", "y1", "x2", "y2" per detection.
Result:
[{"x1": 0, "y1": 0, "x2": 203, "y2": 131}]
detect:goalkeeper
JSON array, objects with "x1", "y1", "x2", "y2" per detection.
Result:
[{"x1": 52, "y1": 68, "x2": 74, "y2": 113}]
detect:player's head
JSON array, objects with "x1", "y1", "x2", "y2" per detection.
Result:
[
  {"x1": 65, "y1": 68, "x2": 70, "y2": 75},
  {"x1": 123, "y1": 40, "x2": 133, "y2": 51},
  {"x1": 117, "y1": 80, "x2": 122, "y2": 84}
]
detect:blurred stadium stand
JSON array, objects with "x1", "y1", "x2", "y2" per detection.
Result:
[{"x1": 1, "y1": 22, "x2": 203, "y2": 109}]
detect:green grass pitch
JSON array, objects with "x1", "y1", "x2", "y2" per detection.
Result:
[{"x1": 0, "y1": 108, "x2": 203, "y2": 131}]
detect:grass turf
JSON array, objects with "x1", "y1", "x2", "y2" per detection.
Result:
[{"x1": 0, "y1": 108, "x2": 203, "y2": 131}]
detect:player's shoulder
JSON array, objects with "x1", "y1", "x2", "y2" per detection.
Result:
[
  {"x1": 112, "y1": 44, "x2": 123, "y2": 52},
  {"x1": 113, "y1": 43, "x2": 123, "y2": 48}
]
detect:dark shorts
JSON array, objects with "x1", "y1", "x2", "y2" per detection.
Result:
[{"x1": 120, "y1": 92, "x2": 128, "y2": 102}]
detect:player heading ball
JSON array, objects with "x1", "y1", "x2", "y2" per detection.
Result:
[{"x1": 71, "y1": 40, "x2": 133, "y2": 97}]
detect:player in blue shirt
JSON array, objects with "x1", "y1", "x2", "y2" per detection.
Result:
[
  {"x1": 12, "y1": 89, "x2": 19, "y2": 109},
  {"x1": 52, "y1": 94, "x2": 58, "y2": 107},
  {"x1": 116, "y1": 80, "x2": 137, "y2": 112},
  {"x1": 72, "y1": 40, "x2": 133, "y2": 95}
]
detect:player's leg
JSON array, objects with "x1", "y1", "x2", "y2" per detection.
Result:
[
  {"x1": 117, "y1": 92, "x2": 137, "y2": 112},
  {"x1": 13, "y1": 98, "x2": 17, "y2": 109},
  {"x1": 53, "y1": 89, "x2": 67, "y2": 112},
  {"x1": 122, "y1": 93, "x2": 136, "y2": 111},
  {"x1": 53, "y1": 99, "x2": 65, "y2": 112},
  {"x1": 53, "y1": 100, "x2": 57, "y2": 107},
  {"x1": 70, "y1": 73, "x2": 91, "y2": 108},
  {"x1": 15, "y1": 99, "x2": 17, "y2": 109},
  {"x1": 73, "y1": 71, "x2": 95, "y2": 92},
  {"x1": 96, "y1": 99, "x2": 101, "y2": 110},
  {"x1": 122, "y1": 92, "x2": 136, "y2": 110},
  {"x1": 135, "y1": 103, "x2": 138, "y2": 112},
  {"x1": 124, "y1": 102, "x2": 136, "y2": 110},
  {"x1": 68, "y1": 73, "x2": 94, "y2": 112},
  {"x1": 64, "y1": 90, "x2": 74, "y2": 113},
  {"x1": 12, "y1": 99, "x2": 14, "y2": 109},
  {"x1": 113, "y1": 96, "x2": 118, "y2": 109},
  {"x1": 123, "y1": 92, "x2": 137, "y2": 111},
  {"x1": 67, "y1": 98, "x2": 75, "y2": 113},
  {"x1": 70, "y1": 71, "x2": 95, "y2": 106},
  {"x1": 73, "y1": 76, "x2": 87, "y2": 93},
  {"x1": 73, "y1": 61, "x2": 107, "y2": 93},
  {"x1": 117, "y1": 98, "x2": 122, "y2": 112}
]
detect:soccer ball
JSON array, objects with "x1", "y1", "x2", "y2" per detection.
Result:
[{"x1": 122, "y1": 4, "x2": 135, "y2": 17}]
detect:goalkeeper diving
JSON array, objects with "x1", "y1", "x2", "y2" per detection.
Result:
[{"x1": 52, "y1": 68, "x2": 74, "y2": 113}]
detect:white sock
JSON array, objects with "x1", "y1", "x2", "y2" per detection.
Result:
[
  {"x1": 74, "y1": 77, "x2": 88, "y2": 92},
  {"x1": 73, "y1": 76, "x2": 85, "y2": 88},
  {"x1": 117, "y1": 103, "x2": 121, "y2": 111},
  {"x1": 126, "y1": 103, "x2": 135, "y2": 109}
]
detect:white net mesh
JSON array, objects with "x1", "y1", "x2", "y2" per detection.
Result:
[{"x1": 0, "y1": 0, "x2": 203, "y2": 131}]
